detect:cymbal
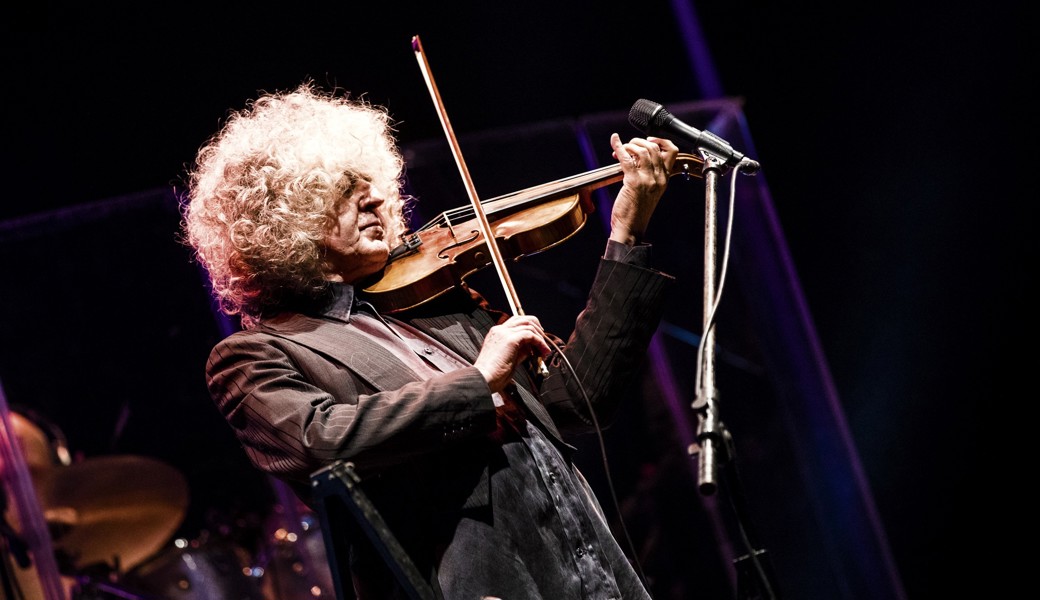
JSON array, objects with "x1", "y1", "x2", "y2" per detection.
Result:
[{"x1": 34, "y1": 455, "x2": 190, "y2": 574}]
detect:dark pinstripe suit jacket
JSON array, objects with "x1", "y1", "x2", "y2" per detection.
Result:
[{"x1": 204, "y1": 256, "x2": 673, "y2": 590}]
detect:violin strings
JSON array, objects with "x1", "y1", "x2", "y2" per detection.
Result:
[{"x1": 413, "y1": 163, "x2": 624, "y2": 234}]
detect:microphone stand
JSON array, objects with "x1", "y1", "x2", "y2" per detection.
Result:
[
  {"x1": 689, "y1": 153, "x2": 780, "y2": 600},
  {"x1": 693, "y1": 153, "x2": 723, "y2": 497}
]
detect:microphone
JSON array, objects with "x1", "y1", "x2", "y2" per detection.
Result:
[{"x1": 628, "y1": 99, "x2": 760, "y2": 174}]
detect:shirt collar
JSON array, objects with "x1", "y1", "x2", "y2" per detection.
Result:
[{"x1": 322, "y1": 281, "x2": 358, "y2": 322}]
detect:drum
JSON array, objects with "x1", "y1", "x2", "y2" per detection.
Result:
[
  {"x1": 258, "y1": 510, "x2": 336, "y2": 600},
  {"x1": 123, "y1": 539, "x2": 266, "y2": 600}
]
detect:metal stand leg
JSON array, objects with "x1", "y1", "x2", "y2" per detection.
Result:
[{"x1": 310, "y1": 461, "x2": 437, "y2": 600}]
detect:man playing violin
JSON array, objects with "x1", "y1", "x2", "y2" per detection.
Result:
[{"x1": 182, "y1": 81, "x2": 679, "y2": 599}]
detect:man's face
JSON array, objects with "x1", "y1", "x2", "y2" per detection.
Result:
[{"x1": 322, "y1": 181, "x2": 391, "y2": 284}]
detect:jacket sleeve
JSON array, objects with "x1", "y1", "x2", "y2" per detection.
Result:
[
  {"x1": 205, "y1": 332, "x2": 498, "y2": 483},
  {"x1": 537, "y1": 256, "x2": 675, "y2": 434}
]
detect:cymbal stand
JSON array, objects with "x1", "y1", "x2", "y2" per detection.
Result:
[
  {"x1": 0, "y1": 381, "x2": 65, "y2": 600},
  {"x1": 70, "y1": 575, "x2": 159, "y2": 600}
]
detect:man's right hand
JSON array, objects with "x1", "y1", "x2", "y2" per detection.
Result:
[{"x1": 474, "y1": 315, "x2": 551, "y2": 393}]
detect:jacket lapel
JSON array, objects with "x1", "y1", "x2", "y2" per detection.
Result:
[{"x1": 259, "y1": 313, "x2": 421, "y2": 392}]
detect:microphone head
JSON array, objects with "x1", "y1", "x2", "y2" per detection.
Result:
[{"x1": 628, "y1": 99, "x2": 669, "y2": 135}]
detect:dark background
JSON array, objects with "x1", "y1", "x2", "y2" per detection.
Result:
[{"x1": 3, "y1": 3, "x2": 1020, "y2": 599}]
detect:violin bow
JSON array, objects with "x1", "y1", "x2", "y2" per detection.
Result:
[{"x1": 411, "y1": 34, "x2": 549, "y2": 376}]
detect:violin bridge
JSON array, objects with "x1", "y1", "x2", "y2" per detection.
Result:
[{"x1": 444, "y1": 211, "x2": 458, "y2": 240}]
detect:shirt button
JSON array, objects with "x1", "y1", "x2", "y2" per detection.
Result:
[
  {"x1": 547, "y1": 470, "x2": 558, "y2": 483},
  {"x1": 575, "y1": 546, "x2": 586, "y2": 557},
  {"x1": 422, "y1": 346, "x2": 434, "y2": 355}
]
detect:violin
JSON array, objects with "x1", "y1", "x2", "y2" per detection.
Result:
[{"x1": 361, "y1": 152, "x2": 703, "y2": 313}]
